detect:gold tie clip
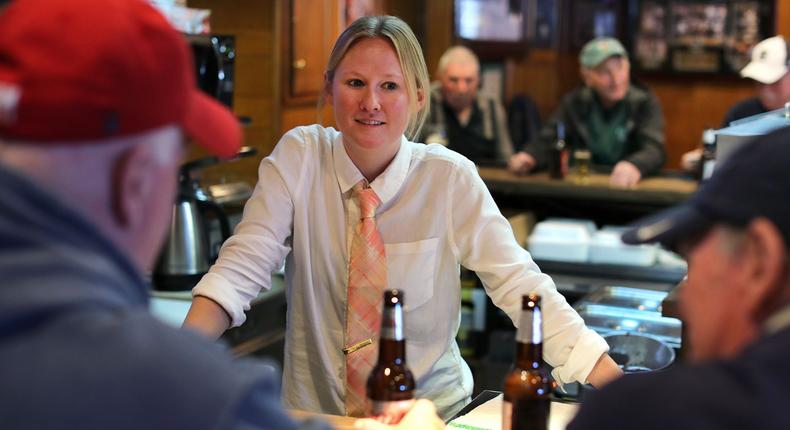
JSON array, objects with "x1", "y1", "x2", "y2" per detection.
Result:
[{"x1": 342, "y1": 338, "x2": 373, "y2": 355}]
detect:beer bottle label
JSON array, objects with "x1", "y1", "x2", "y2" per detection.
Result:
[
  {"x1": 381, "y1": 306, "x2": 403, "y2": 340},
  {"x1": 516, "y1": 307, "x2": 542, "y2": 344},
  {"x1": 367, "y1": 399, "x2": 415, "y2": 424}
]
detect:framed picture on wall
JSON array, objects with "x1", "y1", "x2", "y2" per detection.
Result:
[
  {"x1": 454, "y1": 0, "x2": 529, "y2": 59},
  {"x1": 527, "y1": 0, "x2": 558, "y2": 48},
  {"x1": 630, "y1": 0, "x2": 774, "y2": 74},
  {"x1": 456, "y1": 0, "x2": 525, "y2": 42},
  {"x1": 668, "y1": 1, "x2": 728, "y2": 72},
  {"x1": 634, "y1": 1, "x2": 669, "y2": 70},
  {"x1": 570, "y1": 0, "x2": 622, "y2": 50},
  {"x1": 725, "y1": 1, "x2": 763, "y2": 72}
]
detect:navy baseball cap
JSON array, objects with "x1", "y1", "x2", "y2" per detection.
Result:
[{"x1": 622, "y1": 126, "x2": 790, "y2": 249}]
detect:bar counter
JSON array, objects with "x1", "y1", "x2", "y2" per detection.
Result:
[
  {"x1": 290, "y1": 410, "x2": 356, "y2": 429},
  {"x1": 478, "y1": 167, "x2": 698, "y2": 224},
  {"x1": 290, "y1": 391, "x2": 580, "y2": 430}
]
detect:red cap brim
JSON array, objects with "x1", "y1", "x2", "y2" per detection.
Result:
[{"x1": 183, "y1": 89, "x2": 242, "y2": 158}]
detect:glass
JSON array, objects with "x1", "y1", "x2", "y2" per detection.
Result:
[{"x1": 573, "y1": 149, "x2": 591, "y2": 184}]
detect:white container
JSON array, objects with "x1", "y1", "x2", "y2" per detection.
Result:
[
  {"x1": 589, "y1": 227, "x2": 657, "y2": 266},
  {"x1": 527, "y1": 219, "x2": 592, "y2": 262}
]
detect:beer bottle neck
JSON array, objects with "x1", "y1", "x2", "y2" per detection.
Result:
[
  {"x1": 516, "y1": 342, "x2": 543, "y2": 368},
  {"x1": 378, "y1": 303, "x2": 406, "y2": 365},
  {"x1": 515, "y1": 307, "x2": 543, "y2": 367}
]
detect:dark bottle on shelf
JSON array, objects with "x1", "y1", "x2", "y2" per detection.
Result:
[
  {"x1": 366, "y1": 289, "x2": 415, "y2": 422},
  {"x1": 502, "y1": 294, "x2": 551, "y2": 430},
  {"x1": 549, "y1": 122, "x2": 568, "y2": 179}
]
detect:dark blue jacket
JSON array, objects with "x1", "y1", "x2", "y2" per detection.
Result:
[
  {"x1": 0, "y1": 162, "x2": 327, "y2": 430},
  {"x1": 569, "y1": 327, "x2": 790, "y2": 429}
]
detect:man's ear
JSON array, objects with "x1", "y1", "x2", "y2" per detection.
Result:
[
  {"x1": 740, "y1": 218, "x2": 788, "y2": 321},
  {"x1": 580, "y1": 67, "x2": 592, "y2": 87},
  {"x1": 111, "y1": 145, "x2": 156, "y2": 230}
]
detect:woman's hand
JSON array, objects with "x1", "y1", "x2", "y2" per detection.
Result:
[
  {"x1": 586, "y1": 353, "x2": 624, "y2": 388},
  {"x1": 354, "y1": 399, "x2": 445, "y2": 430}
]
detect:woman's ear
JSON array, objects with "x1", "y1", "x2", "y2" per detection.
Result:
[
  {"x1": 323, "y1": 72, "x2": 333, "y2": 105},
  {"x1": 415, "y1": 87, "x2": 426, "y2": 110}
]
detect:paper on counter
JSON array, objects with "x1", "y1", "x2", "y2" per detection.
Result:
[{"x1": 448, "y1": 394, "x2": 579, "y2": 430}]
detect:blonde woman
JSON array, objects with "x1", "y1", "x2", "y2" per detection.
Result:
[{"x1": 184, "y1": 15, "x2": 621, "y2": 422}]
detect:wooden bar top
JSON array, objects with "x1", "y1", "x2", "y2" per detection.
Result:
[
  {"x1": 290, "y1": 409, "x2": 356, "y2": 429},
  {"x1": 478, "y1": 167, "x2": 698, "y2": 208}
]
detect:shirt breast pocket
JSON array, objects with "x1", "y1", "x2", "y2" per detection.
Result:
[{"x1": 385, "y1": 238, "x2": 438, "y2": 337}]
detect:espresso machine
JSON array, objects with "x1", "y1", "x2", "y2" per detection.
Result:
[{"x1": 153, "y1": 147, "x2": 256, "y2": 290}]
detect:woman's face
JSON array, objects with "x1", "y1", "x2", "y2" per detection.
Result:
[{"x1": 327, "y1": 37, "x2": 413, "y2": 158}]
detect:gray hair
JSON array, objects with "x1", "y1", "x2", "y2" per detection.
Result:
[{"x1": 436, "y1": 45, "x2": 480, "y2": 77}]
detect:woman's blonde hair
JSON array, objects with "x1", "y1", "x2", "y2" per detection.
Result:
[{"x1": 320, "y1": 15, "x2": 430, "y2": 140}]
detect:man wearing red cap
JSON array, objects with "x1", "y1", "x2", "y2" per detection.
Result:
[{"x1": 0, "y1": 0, "x2": 327, "y2": 428}]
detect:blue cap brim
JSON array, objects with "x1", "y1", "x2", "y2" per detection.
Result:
[{"x1": 621, "y1": 204, "x2": 713, "y2": 250}]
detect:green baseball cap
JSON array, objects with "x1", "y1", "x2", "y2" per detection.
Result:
[{"x1": 579, "y1": 37, "x2": 627, "y2": 68}]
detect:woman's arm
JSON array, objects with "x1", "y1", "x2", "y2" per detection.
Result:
[
  {"x1": 182, "y1": 128, "x2": 303, "y2": 334},
  {"x1": 586, "y1": 353, "x2": 623, "y2": 388},
  {"x1": 183, "y1": 295, "x2": 232, "y2": 339},
  {"x1": 448, "y1": 159, "x2": 612, "y2": 386}
]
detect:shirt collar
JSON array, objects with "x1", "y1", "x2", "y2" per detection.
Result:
[
  {"x1": 764, "y1": 302, "x2": 790, "y2": 335},
  {"x1": 332, "y1": 133, "x2": 412, "y2": 206}
]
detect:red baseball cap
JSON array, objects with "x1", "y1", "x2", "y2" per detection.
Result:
[{"x1": 0, "y1": 0, "x2": 241, "y2": 158}]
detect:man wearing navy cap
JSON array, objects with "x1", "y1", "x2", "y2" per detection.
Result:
[
  {"x1": 569, "y1": 126, "x2": 790, "y2": 429},
  {"x1": 511, "y1": 37, "x2": 666, "y2": 188}
]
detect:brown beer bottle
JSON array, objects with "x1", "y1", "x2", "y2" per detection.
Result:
[
  {"x1": 549, "y1": 122, "x2": 569, "y2": 179},
  {"x1": 366, "y1": 289, "x2": 415, "y2": 423},
  {"x1": 502, "y1": 294, "x2": 551, "y2": 430}
]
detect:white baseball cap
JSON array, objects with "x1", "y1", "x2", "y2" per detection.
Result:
[{"x1": 740, "y1": 36, "x2": 789, "y2": 85}]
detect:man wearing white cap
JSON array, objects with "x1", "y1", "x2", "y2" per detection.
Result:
[
  {"x1": 682, "y1": 35, "x2": 790, "y2": 171},
  {"x1": 727, "y1": 35, "x2": 790, "y2": 124}
]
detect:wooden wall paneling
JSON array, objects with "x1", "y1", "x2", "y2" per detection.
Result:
[
  {"x1": 187, "y1": 0, "x2": 279, "y2": 185},
  {"x1": 289, "y1": 0, "x2": 330, "y2": 100},
  {"x1": 279, "y1": 0, "x2": 342, "y2": 135},
  {"x1": 423, "y1": 0, "x2": 455, "y2": 79},
  {"x1": 385, "y1": 0, "x2": 425, "y2": 43},
  {"x1": 778, "y1": 0, "x2": 790, "y2": 36},
  {"x1": 510, "y1": 49, "x2": 557, "y2": 117},
  {"x1": 644, "y1": 76, "x2": 754, "y2": 170}
]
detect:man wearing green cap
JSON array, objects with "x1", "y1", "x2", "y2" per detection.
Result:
[{"x1": 509, "y1": 37, "x2": 665, "y2": 188}]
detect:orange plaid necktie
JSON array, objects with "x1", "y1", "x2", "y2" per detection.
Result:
[{"x1": 344, "y1": 180, "x2": 387, "y2": 417}]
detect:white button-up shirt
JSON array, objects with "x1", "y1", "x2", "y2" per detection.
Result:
[{"x1": 193, "y1": 125, "x2": 608, "y2": 419}]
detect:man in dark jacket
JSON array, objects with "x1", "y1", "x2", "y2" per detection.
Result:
[
  {"x1": 511, "y1": 37, "x2": 666, "y2": 188},
  {"x1": 570, "y1": 126, "x2": 790, "y2": 429}
]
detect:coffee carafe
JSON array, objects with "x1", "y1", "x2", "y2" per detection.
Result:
[{"x1": 153, "y1": 147, "x2": 255, "y2": 290}]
